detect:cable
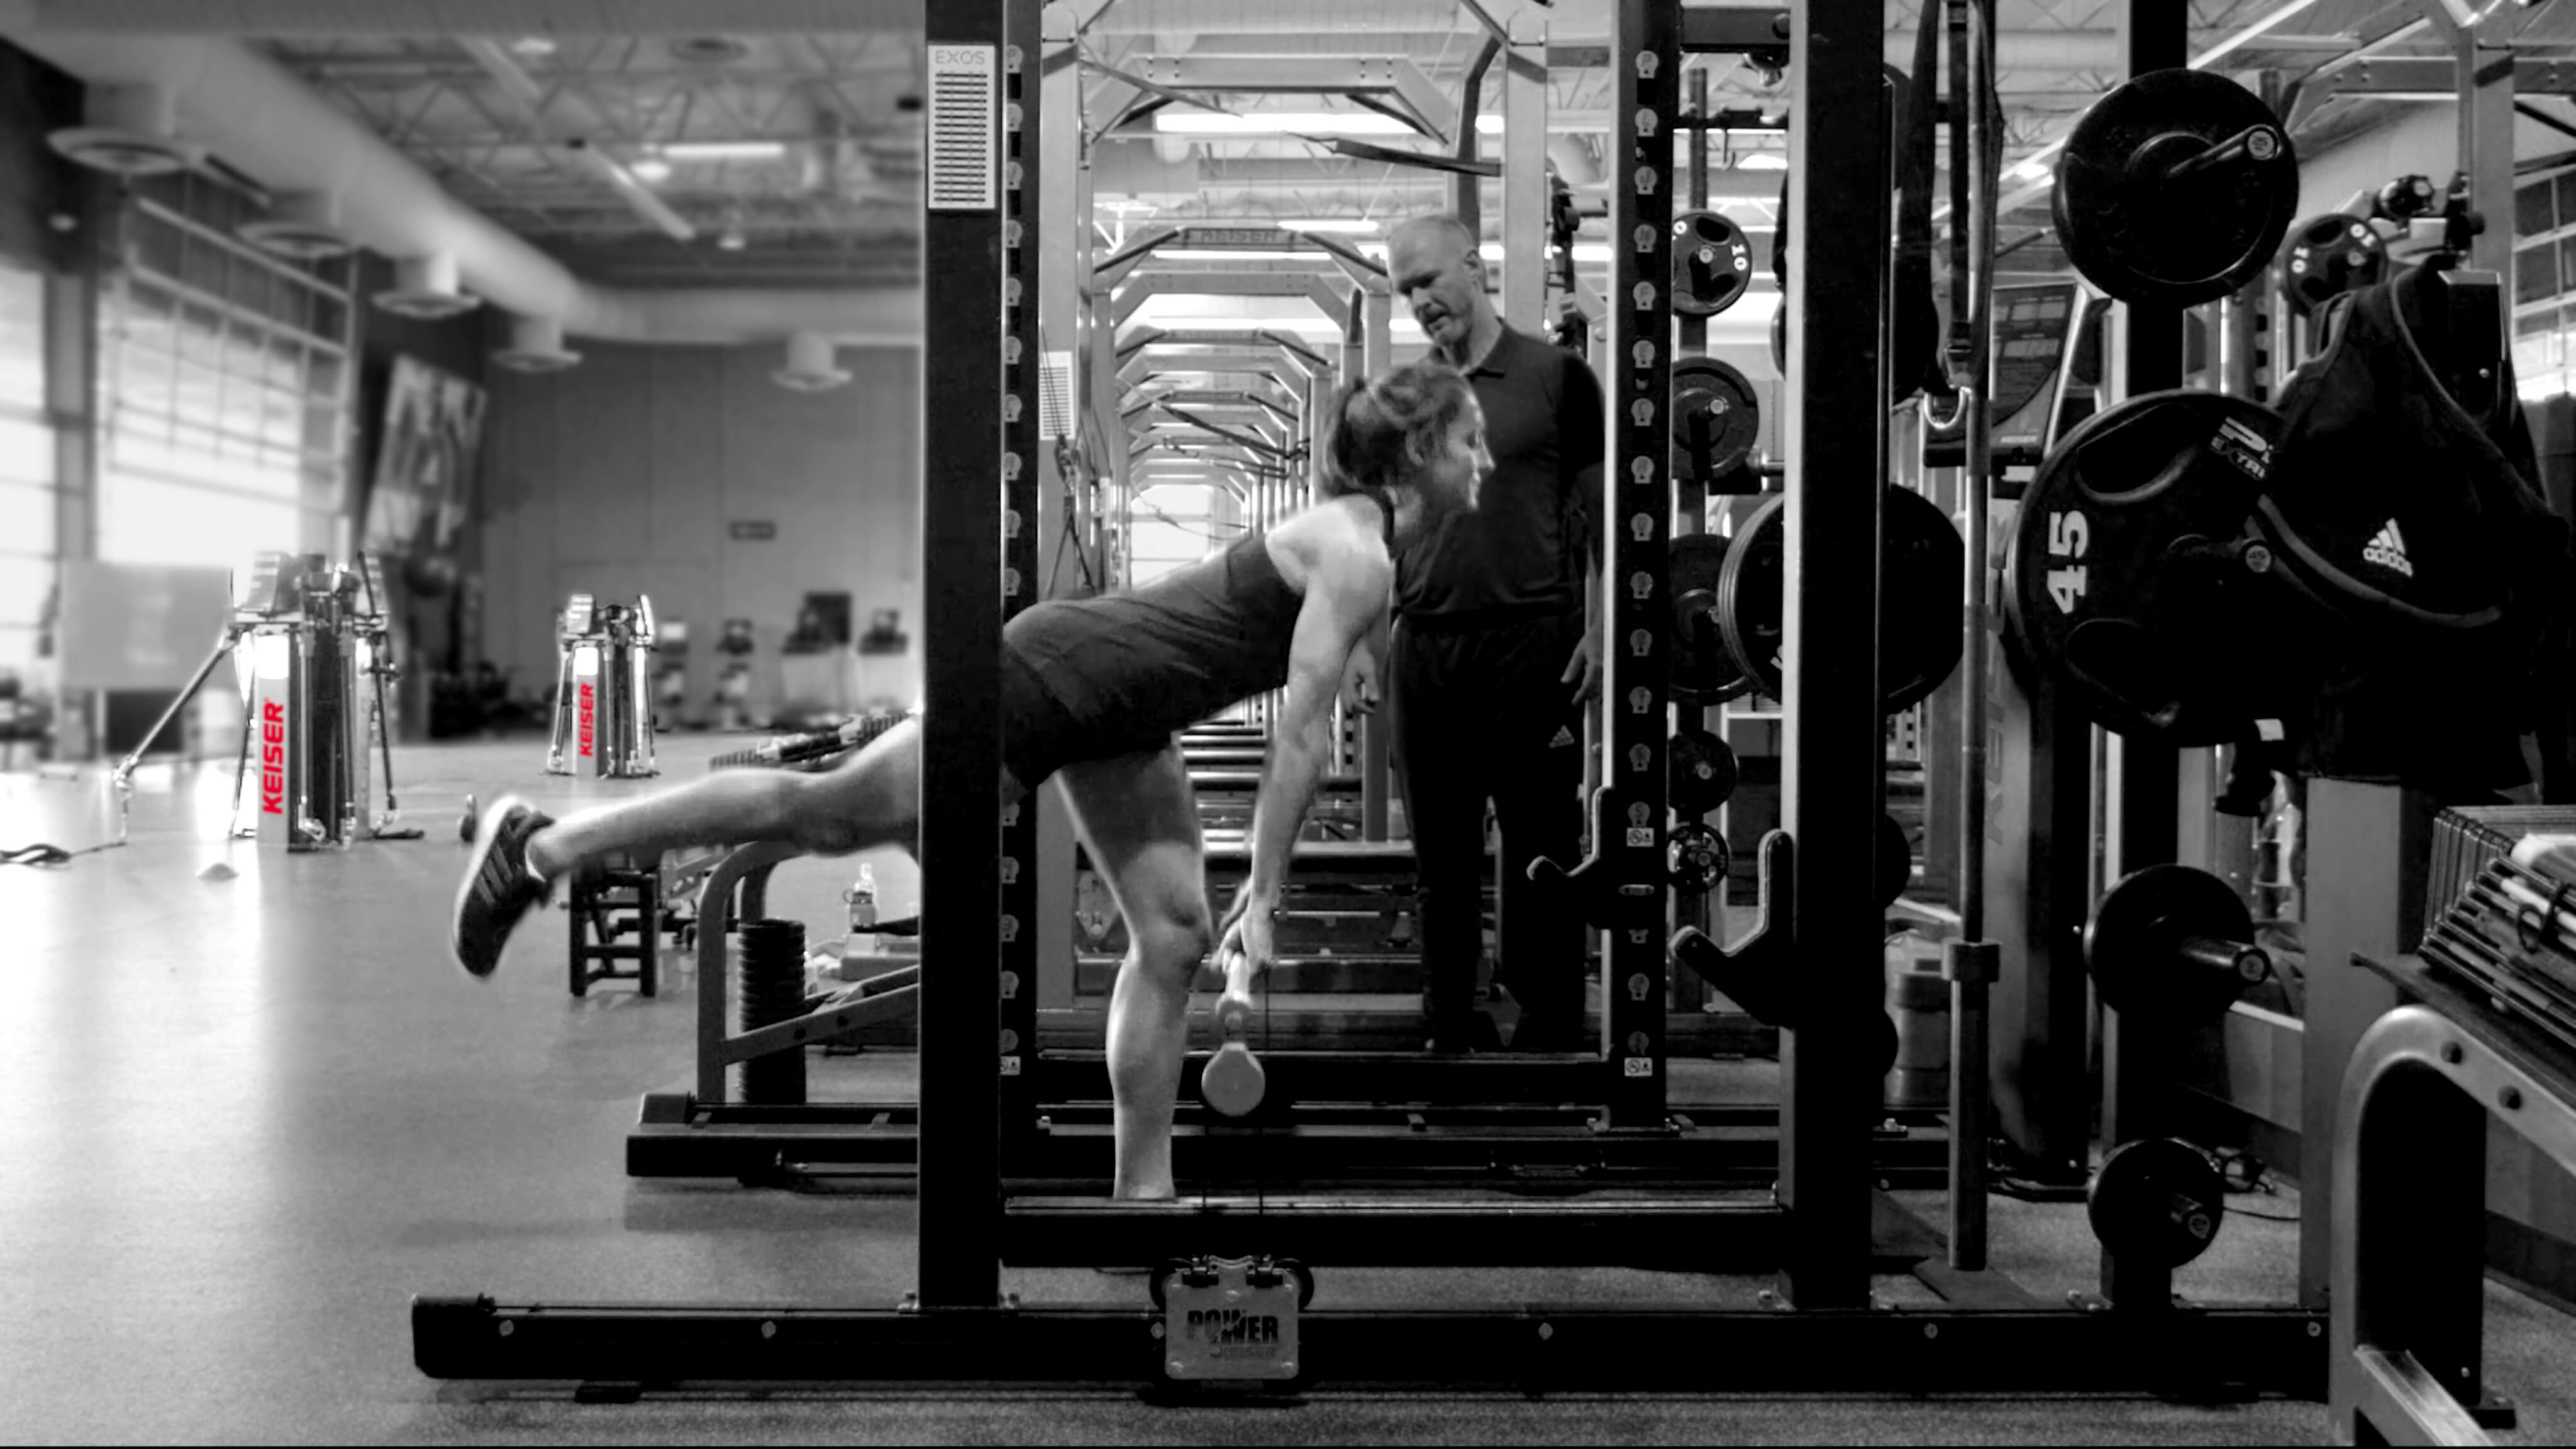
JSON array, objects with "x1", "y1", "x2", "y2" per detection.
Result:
[{"x1": 3, "y1": 841, "x2": 118, "y2": 867}]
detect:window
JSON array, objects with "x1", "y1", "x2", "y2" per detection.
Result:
[
  {"x1": 1126, "y1": 482, "x2": 1242, "y2": 586},
  {"x1": 2511, "y1": 169, "x2": 2576, "y2": 399},
  {"x1": 97, "y1": 174, "x2": 353, "y2": 587},
  {"x1": 0, "y1": 265, "x2": 47, "y2": 677}
]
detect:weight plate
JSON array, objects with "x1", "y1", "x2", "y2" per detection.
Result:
[
  {"x1": 1671, "y1": 210, "x2": 1755, "y2": 318},
  {"x1": 2084, "y1": 863, "x2": 2261, "y2": 1026},
  {"x1": 1666, "y1": 822, "x2": 1729, "y2": 896},
  {"x1": 2088, "y1": 1138, "x2": 2227, "y2": 1269},
  {"x1": 2053, "y1": 69, "x2": 2299, "y2": 308},
  {"x1": 1671, "y1": 357, "x2": 1762, "y2": 487},
  {"x1": 1670, "y1": 532, "x2": 1755, "y2": 703},
  {"x1": 1877, "y1": 811, "x2": 1913, "y2": 909},
  {"x1": 1769, "y1": 304, "x2": 1787, "y2": 374},
  {"x1": 1668, "y1": 724, "x2": 1741, "y2": 814},
  {"x1": 2279, "y1": 213, "x2": 2385, "y2": 319},
  {"x1": 1714, "y1": 488, "x2": 1965, "y2": 714},
  {"x1": 2003, "y1": 390, "x2": 2298, "y2": 742}
]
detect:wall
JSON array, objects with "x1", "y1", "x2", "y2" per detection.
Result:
[
  {"x1": 476, "y1": 341, "x2": 919, "y2": 720},
  {"x1": 350, "y1": 251, "x2": 490, "y2": 731}
]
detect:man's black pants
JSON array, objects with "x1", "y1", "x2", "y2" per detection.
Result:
[{"x1": 1390, "y1": 610, "x2": 1587, "y2": 1042}]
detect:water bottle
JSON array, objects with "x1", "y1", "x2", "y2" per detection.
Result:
[{"x1": 839, "y1": 864, "x2": 880, "y2": 979}]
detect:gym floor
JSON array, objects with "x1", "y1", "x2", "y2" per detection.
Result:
[{"x1": 4, "y1": 738, "x2": 2570, "y2": 1445}]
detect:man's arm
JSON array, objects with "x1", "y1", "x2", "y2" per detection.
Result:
[
  {"x1": 1246, "y1": 537, "x2": 1387, "y2": 913},
  {"x1": 1565, "y1": 354, "x2": 1609, "y2": 700}
]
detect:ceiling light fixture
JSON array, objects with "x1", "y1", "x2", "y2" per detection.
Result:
[
  {"x1": 508, "y1": 35, "x2": 557, "y2": 57},
  {"x1": 660, "y1": 140, "x2": 789, "y2": 161},
  {"x1": 717, "y1": 224, "x2": 748, "y2": 251},
  {"x1": 1275, "y1": 218, "x2": 1379, "y2": 234},
  {"x1": 629, "y1": 155, "x2": 673, "y2": 183}
]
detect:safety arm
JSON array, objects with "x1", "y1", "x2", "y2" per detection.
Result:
[{"x1": 1246, "y1": 550, "x2": 1383, "y2": 908}]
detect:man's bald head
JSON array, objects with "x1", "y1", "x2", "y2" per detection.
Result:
[
  {"x1": 1389, "y1": 213, "x2": 1479, "y2": 263},
  {"x1": 1387, "y1": 213, "x2": 1501, "y2": 366}
]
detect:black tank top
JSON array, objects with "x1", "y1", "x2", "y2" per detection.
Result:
[{"x1": 1027, "y1": 530, "x2": 1306, "y2": 735}]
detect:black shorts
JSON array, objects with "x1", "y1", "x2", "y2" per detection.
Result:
[{"x1": 1000, "y1": 615, "x2": 1175, "y2": 790}]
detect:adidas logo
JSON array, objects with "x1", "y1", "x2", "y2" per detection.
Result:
[
  {"x1": 1548, "y1": 726, "x2": 1577, "y2": 748},
  {"x1": 2362, "y1": 519, "x2": 2414, "y2": 578}
]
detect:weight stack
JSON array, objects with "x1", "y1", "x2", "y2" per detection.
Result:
[
  {"x1": 731, "y1": 918, "x2": 808, "y2": 1105},
  {"x1": 2424, "y1": 806, "x2": 2576, "y2": 926}
]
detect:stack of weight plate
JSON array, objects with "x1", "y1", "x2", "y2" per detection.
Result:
[
  {"x1": 2421, "y1": 850, "x2": 2576, "y2": 1058},
  {"x1": 2423, "y1": 806, "x2": 2576, "y2": 924}
]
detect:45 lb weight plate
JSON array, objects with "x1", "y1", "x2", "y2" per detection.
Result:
[
  {"x1": 2003, "y1": 390, "x2": 2296, "y2": 743},
  {"x1": 2053, "y1": 69, "x2": 2298, "y2": 308},
  {"x1": 1715, "y1": 487, "x2": 1964, "y2": 714}
]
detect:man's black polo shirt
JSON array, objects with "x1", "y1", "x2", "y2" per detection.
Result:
[{"x1": 1395, "y1": 324, "x2": 1606, "y2": 621}]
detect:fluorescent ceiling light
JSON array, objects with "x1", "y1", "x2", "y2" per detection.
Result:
[
  {"x1": 1735, "y1": 152, "x2": 1788, "y2": 170},
  {"x1": 1276, "y1": 218, "x2": 1379, "y2": 234},
  {"x1": 508, "y1": 35, "x2": 556, "y2": 56},
  {"x1": 2007, "y1": 158, "x2": 2051, "y2": 182},
  {"x1": 1155, "y1": 111, "x2": 1507, "y2": 137},
  {"x1": 661, "y1": 141, "x2": 789, "y2": 161},
  {"x1": 629, "y1": 155, "x2": 672, "y2": 183}
]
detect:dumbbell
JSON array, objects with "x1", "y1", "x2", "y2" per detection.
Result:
[
  {"x1": 2083, "y1": 863, "x2": 2271, "y2": 1028},
  {"x1": 1200, "y1": 946, "x2": 1266, "y2": 1118}
]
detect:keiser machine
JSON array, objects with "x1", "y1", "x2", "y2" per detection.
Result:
[
  {"x1": 546, "y1": 593, "x2": 659, "y2": 780},
  {"x1": 113, "y1": 551, "x2": 421, "y2": 850}
]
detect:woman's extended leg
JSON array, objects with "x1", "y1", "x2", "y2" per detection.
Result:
[
  {"x1": 1055, "y1": 742, "x2": 1209, "y2": 1200},
  {"x1": 529, "y1": 718, "x2": 931, "y2": 879},
  {"x1": 453, "y1": 719, "x2": 974, "y2": 977}
]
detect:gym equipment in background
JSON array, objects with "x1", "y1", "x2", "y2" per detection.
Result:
[
  {"x1": 713, "y1": 618, "x2": 758, "y2": 731},
  {"x1": 546, "y1": 593, "x2": 659, "y2": 780},
  {"x1": 112, "y1": 552, "x2": 421, "y2": 850}
]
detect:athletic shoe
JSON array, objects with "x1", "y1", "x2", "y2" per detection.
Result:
[{"x1": 453, "y1": 794, "x2": 555, "y2": 978}]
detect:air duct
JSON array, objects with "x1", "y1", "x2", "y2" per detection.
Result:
[
  {"x1": 0, "y1": 0, "x2": 919, "y2": 33},
  {"x1": 239, "y1": 188, "x2": 357, "y2": 260},
  {"x1": 8, "y1": 35, "x2": 921, "y2": 347},
  {"x1": 492, "y1": 313, "x2": 582, "y2": 374},
  {"x1": 772, "y1": 330, "x2": 850, "y2": 392},
  {"x1": 373, "y1": 251, "x2": 479, "y2": 321},
  {"x1": 47, "y1": 82, "x2": 193, "y2": 177}
]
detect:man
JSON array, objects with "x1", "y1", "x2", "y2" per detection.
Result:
[
  {"x1": 450, "y1": 362, "x2": 1490, "y2": 1199},
  {"x1": 1381, "y1": 214, "x2": 1606, "y2": 1053}
]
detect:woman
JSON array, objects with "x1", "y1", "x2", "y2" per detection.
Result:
[{"x1": 453, "y1": 360, "x2": 1491, "y2": 1198}]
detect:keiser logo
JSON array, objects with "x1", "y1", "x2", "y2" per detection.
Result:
[
  {"x1": 578, "y1": 681, "x2": 596, "y2": 758},
  {"x1": 260, "y1": 700, "x2": 286, "y2": 814}
]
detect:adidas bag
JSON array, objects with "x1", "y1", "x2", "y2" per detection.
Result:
[{"x1": 2260, "y1": 267, "x2": 2571, "y2": 791}]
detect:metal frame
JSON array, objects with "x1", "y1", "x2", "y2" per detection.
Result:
[
  {"x1": 2330, "y1": 962, "x2": 2568, "y2": 1444},
  {"x1": 419, "y1": 0, "x2": 2332, "y2": 1399}
]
